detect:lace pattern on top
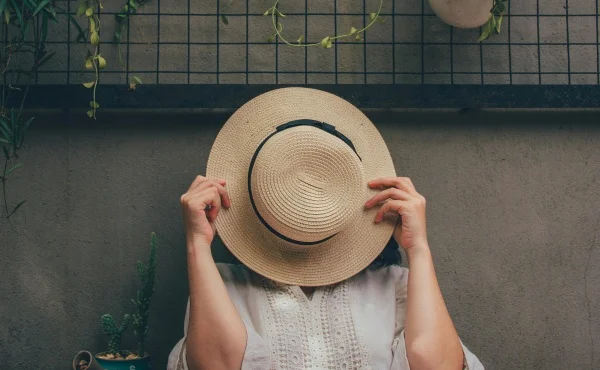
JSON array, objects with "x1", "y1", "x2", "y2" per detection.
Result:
[{"x1": 257, "y1": 276, "x2": 372, "y2": 370}]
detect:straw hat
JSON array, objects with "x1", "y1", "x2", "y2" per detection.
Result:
[{"x1": 206, "y1": 87, "x2": 397, "y2": 286}]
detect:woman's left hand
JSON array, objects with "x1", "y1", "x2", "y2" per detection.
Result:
[{"x1": 364, "y1": 177, "x2": 428, "y2": 251}]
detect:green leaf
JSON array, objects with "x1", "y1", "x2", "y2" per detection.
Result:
[
  {"x1": 6, "y1": 163, "x2": 22, "y2": 175},
  {"x1": 321, "y1": 36, "x2": 330, "y2": 48},
  {"x1": 355, "y1": 33, "x2": 362, "y2": 41},
  {"x1": 0, "y1": 118, "x2": 12, "y2": 142},
  {"x1": 85, "y1": 7, "x2": 93, "y2": 17},
  {"x1": 43, "y1": 4, "x2": 56, "y2": 18},
  {"x1": 369, "y1": 12, "x2": 377, "y2": 21},
  {"x1": 495, "y1": 15, "x2": 503, "y2": 33},
  {"x1": 83, "y1": 81, "x2": 95, "y2": 88},
  {"x1": 478, "y1": 17, "x2": 492, "y2": 42},
  {"x1": 115, "y1": 30, "x2": 122, "y2": 41},
  {"x1": 90, "y1": 31, "x2": 99, "y2": 45},
  {"x1": 132, "y1": 76, "x2": 142, "y2": 84},
  {"x1": 33, "y1": 0, "x2": 51, "y2": 16},
  {"x1": 65, "y1": 12, "x2": 86, "y2": 42},
  {"x1": 8, "y1": 200, "x2": 26, "y2": 217},
  {"x1": 10, "y1": 0, "x2": 22, "y2": 25},
  {"x1": 89, "y1": 101, "x2": 100, "y2": 108},
  {"x1": 350, "y1": 27, "x2": 358, "y2": 35},
  {"x1": 129, "y1": 0, "x2": 138, "y2": 9},
  {"x1": 86, "y1": 110, "x2": 94, "y2": 118},
  {"x1": 296, "y1": 34, "x2": 304, "y2": 44},
  {"x1": 276, "y1": 9, "x2": 286, "y2": 18},
  {"x1": 85, "y1": 58, "x2": 93, "y2": 70},
  {"x1": 0, "y1": 0, "x2": 7, "y2": 16},
  {"x1": 97, "y1": 55, "x2": 107, "y2": 69},
  {"x1": 277, "y1": 21, "x2": 283, "y2": 32},
  {"x1": 495, "y1": 0, "x2": 506, "y2": 14},
  {"x1": 263, "y1": 9, "x2": 270, "y2": 16},
  {"x1": 266, "y1": 34, "x2": 274, "y2": 43},
  {"x1": 41, "y1": 12, "x2": 49, "y2": 43},
  {"x1": 36, "y1": 51, "x2": 55, "y2": 69},
  {"x1": 89, "y1": 17, "x2": 96, "y2": 31},
  {"x1": 4, "y1": 9, "x2": 10, "y2": 25},
  {"x1": 489, "y1": 15, "x2": 496, "y2": 33},
  {"x1": 76, "y1": 0, "x2": 86, "y2": 16},
  {"x1": 220, "y1": 14, "x2": 228, "y2": 25}
]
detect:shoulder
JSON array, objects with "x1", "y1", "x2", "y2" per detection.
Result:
[
  {"x1": 362, "y1": 265, "x2": 409, "y2": 287},
  {"x1": 349, "y1": 265, "x2": 409, "y2": 298}
]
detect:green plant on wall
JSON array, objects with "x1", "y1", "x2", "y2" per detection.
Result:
[
  {"x1": 131, "y1": 232, "x2": 158, "y2": 356},
  {"x1": 479, "y1": 0, "x2": 508, "y2": 41},
  {"x1": 0, "y1": 0, "x2": 78, "y2": 217},
  {"x1": 115, "y1": 0, "x2": 150, "y2": 90},
  {"x1": 77, "y1": 0, "x2": 106, "y2": 119}
]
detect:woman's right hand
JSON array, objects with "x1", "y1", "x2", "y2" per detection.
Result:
[{"x1": 180, "y1": 175, "x2": 231, "y2": 248}]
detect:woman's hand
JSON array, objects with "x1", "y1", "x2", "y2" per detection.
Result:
[
  {"x1": 180, "y1": 175, "x2": 231, "y2": 248},
  {"x1": 364, "y1": 177, "x2": 428, "y2": 251}
]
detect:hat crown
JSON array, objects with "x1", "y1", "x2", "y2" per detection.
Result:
[{"x1": 250, "y1": 125, "x2": 365, "y2": 244}]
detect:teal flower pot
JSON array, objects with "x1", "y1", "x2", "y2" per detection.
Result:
[{"x1": 94, "y1": 352, "x2": 151, "y2": 370}]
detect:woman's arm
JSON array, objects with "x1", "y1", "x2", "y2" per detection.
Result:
[
  {"x1": 366, "y1": 177, "x2": 463, "y2": 370},
  {"x1": 404, "y1": 243, "x2": 463, "y2": 370},
  {"x1": 180, "y1": 176, "x2": 246, "y2": 370}
]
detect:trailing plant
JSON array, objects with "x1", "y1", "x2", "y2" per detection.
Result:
[
  {"x1": 0, "y1": 0, "x2": 72, "y2": 217},
  {"x1": 265, "y1": 0, "x2": 385, "y2": 47},
  {"x1": 479, "y1": 0, "x2": 508, "y2": 42},
  {"x1": 115, "y1": 0, "x2": 149, "y2": 88},
  {"x1": 0, "y1": 110, "x2": 32, "y2": 218},
  {"x1": 77, "y1": 0, "x2": 106, "y2": 119},
  {"x1": 101, "y1": 313, "x2": 131, "y2": 355},
  {"x1": 131, "y1": 232, "x2": 158, "y2": 357}
]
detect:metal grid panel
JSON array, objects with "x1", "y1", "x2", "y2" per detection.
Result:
[{"x1": 10, "y1": 0, "x2": 600, "y2": 86}]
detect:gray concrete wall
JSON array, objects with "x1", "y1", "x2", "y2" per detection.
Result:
[{"x1": 1, "y1": 110, "x2": 600, "y2": 370}]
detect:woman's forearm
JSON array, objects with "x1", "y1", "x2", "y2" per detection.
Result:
[
  {"x1": 405, "y1": 243, "x2": 463, "y2": 370},
  {"x1": 185, "y1": 239, "x2": 247, "y2": 370}
]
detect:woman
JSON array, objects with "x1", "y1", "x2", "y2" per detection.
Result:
[{"x1": 168, "y1": 88, "x2": 483, "y2": 370}]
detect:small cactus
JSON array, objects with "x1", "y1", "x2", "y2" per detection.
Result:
[{"x1": 101, "y1": 313, "x2": 131, "y2": 354}]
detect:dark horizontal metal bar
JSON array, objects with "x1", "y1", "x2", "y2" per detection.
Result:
[
  {"x1": 57, "y1": 11, "x2": 591, "y2": 17},
  {"x1": 12, "y1": 84, "x2": 600, "y2": 109},
  {"x1": 25, "y1": 40, "x2": 600, "y2": 46},
  {"x1": 27, "y1": 71, "x2": 600, "y2": 75}
]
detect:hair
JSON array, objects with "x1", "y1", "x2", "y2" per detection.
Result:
[
  {"x1": 368, "y1": 237, "x2": 402, "y2": 268},
  {"x1": 226, "y1": 237, "x2": 402, "y2": 270}
]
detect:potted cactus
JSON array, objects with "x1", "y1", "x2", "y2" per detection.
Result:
[{"x1": 95, "y1": 232, "x2": 158, "y2": 370}]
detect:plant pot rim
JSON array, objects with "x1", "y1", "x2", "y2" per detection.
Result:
[{"x1": 94, "y1": 351, "x2": 151, "y2": 361}]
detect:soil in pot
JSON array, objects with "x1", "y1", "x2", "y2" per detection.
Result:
[{"x1": 95, "y1": 351, "x2": 151, "y2": 370}]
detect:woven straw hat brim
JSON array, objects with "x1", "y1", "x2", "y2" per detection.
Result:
[{"x1": 206, "y1": 87, "x2": 397, "y2": 286}]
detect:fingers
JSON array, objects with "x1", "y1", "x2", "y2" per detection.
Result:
[
  {"x1": 188, "y1": 175, "x2": 227, "y2": 192},
  {"x1": 186, "y1": 176, "x2": 231, "y2": 208},
  {"x1": 364, "y1": 187, "x2": 411, "y2": 209},
  {"x1": 374, "y1": 200, "x2": 404, "y2": 223},
  {"x1": 206, "y1": 187, "x2": 222, "y2": 222},
  {"x1": 368, "y1": 177, "x2": 416, "y2": 192}
]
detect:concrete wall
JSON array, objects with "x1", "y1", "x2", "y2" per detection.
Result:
[{"x1": 1, "y1": 110, "x2": 599, "y2": 369}]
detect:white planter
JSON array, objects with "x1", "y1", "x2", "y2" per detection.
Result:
[{"x1": 428, "y1": 0, "x2": 494, "y2": 29}]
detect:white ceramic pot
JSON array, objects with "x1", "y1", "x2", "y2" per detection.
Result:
[{"x1": 428, "y1": 0, "x2": 493, "y2": 29}]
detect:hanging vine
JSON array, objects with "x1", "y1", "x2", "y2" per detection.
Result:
[
  {"x1": 77, "y1": 0, "x2": 105, "y2": 119},
  {"x1": 264, "y1": 0, "x2": 385, "y2": 48}
]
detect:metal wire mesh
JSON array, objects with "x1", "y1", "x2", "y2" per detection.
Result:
[{"x1": 9, "y1": 0, "x2": 600, "y2": 86}]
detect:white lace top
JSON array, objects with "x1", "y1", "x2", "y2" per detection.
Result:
[{"x1": 167, "y1": 263, "x2": 484, "y2": 370}]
